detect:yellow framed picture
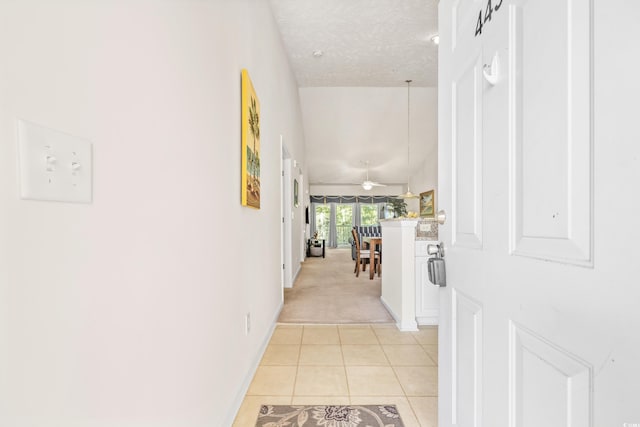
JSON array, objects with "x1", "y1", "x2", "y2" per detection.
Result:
[
  {"x1": 420, "y1": 190, "x2": 435, "y2": 218},
  {"x1": 241, "y1": 69, "x2": 260, "y2": 209}
]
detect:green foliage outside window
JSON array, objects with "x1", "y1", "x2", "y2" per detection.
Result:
[
  {"x1": 315, "y1": 205, "x2": 330, "y2": 240},
  {"x1": 336, "y1": 205, "x2": 352, "y2": 227},
  {"x1": 360, "y1": 204, "x2": 379, "y2": 226},
  {"x1": 336, "y1": 205, "x2": 353, "y2": 246}
]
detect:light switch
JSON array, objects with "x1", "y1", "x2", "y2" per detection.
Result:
[{"x1": 17, "y1": 119, "x2": 92, "y2": 203}]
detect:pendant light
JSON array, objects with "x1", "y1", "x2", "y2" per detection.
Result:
[{"x1": 398, "y1": 79, "x2": 419, "y2": 199}]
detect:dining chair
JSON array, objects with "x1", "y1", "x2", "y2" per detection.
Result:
[{"x1": 351, "y1": 228, "x2": 380, "y2": 278}]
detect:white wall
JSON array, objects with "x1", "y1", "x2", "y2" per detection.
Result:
[
  {"x1": 408, "y1": 89, "x2": 438, "y2": 215},
  {"x1": 0, "y1": 1, "x2": 305, "y2": 426},
  {"x1": 303, "y1": 87, "x2": 438, "y2": 216},
  {"x1": 406, "y1": 143, "x2": 438, "y2": 214}
]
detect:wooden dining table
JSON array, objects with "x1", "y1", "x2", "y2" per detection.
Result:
[{"x1": 367, "y1": 237, "x2": 382, "y2": 280}]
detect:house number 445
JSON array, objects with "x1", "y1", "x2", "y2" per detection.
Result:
[{"x1": 475, "y1": 0, "x2": 504, "y2": 37}]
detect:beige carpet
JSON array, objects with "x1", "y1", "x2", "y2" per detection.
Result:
[{"x1": 278, "y1": 248, "x2": 394, "y2": 324}]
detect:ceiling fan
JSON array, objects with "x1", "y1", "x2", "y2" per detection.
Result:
[{"x1": 360, "y1": 161, "x2": 386, "y2": 191}]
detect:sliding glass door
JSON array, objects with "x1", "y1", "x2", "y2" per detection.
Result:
[
  {"x1": 314, "y1": 205, "x2": 330, "y2": 240},
  {"x1": 313, "y1": 204, "x2": 353, "y2": 247},
  {"x1": 310, "y1": 196, "x2": 396, "y2": 249},
  {"x1": 335, "y1": 205, "x2": 353, "y2": 247},
  {"x1": 359, "y1": 204, "x2": 379, "y2": 226}
]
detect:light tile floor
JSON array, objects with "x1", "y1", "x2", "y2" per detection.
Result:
[{"x1": 233, "y1": 324, "x2": 438, "y2": 427}]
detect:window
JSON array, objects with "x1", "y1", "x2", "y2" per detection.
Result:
[
  {"x1": 314, "y1": 205, "x2": 330, "y2": 240},
  {"x1": 335, "y1": 205, "x2": 353, "y2": 246},
  {"x1": 360, "y1": 204, "x2": 379, "y2": 226},
  {"x1": 310, "y1": 197, "x2": 391, "y2": 248}
]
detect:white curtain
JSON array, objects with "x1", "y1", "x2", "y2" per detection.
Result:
[
  {"x1": 353, "y1": 203, "x2": 361, "y2": 228},
  {"x1": 328, "y1": 203, "x2": 338, "y2": 248},
  {"x1": 309, "y1": 203, "x2": 317, "y2": 237}
]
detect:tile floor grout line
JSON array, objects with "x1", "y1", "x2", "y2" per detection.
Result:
[
  {"x1": 236, "y1": 324, "x2": 438, "y2": 426},
  {"x1": 390, "y1": 363, "x2": 425, "y2": 427},
  {"x1": 338, "y1": 324, "x2": 353, "y2": 402},
  {"x1": 376, "y1": 328, "x2": 394, "y2": 368},
  {"x1": 424, "y1": 350, "x2": 437, "y2": 367},
  {"x1": 406, "y1": 397, "x2": 426, "y2": 427},
  {"x1": 291, "y1": 325, "x2": 305, "y2": 400}
]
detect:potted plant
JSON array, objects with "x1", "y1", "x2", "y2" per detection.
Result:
[{"x1": 387, "y1": 199, "x2": 408, "y2": 218}]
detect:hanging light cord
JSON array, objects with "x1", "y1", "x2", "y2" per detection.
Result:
[
  {"x1": 397, "y1": 79, "x2": 417, "y2": 199},
  {"x1": 406, "y1": 79, "x2": 411, "y2": 191}
]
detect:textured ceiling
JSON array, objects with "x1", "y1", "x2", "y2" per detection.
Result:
[
  {"x1": 269, "y1": 0, "x2": 439, "y2": 87},
  {"x1": 269, "y1": 0, "x2": 440, "y2": 189}
]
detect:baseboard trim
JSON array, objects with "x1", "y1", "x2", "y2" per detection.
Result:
[
  {"x1": 222, "y1": 301, "x2": 284, "y2": 426},
  {"x1": 293, "y1": 262, "x2": 302, "y2": 283},
  {"x1": 397, "y1": 319, "x2": 419, "y2": 331},
  {"x1": 284, "y1": 263, "x2": 303, "y2": 289},
  {"x1": 380, "y1": 296, "x2": 418, "y2": 331},
  {"x1": 416, "y1": 315, "x2": 439, "y2": 326},
  {"x1": 379, "y1": 296, "x2": 399, "y2": 324}
]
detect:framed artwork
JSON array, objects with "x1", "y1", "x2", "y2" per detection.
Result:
[
  {"x1": 241, "y1": 69, "x2": 260, "y2": 209},
  {"x1": 420, "y1": 190, "x2": 435, "y2": 218},
  {"x1": 293, "y1": 179, "x2": 299, "y2": 207}
]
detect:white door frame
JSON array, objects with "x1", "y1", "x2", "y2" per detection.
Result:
[
  {"x1": 281, "y1": 139, "x2": 293, "y2": 289},
  {"x1": 281, "y1": 138, "x2": 293, "y2": 289}
]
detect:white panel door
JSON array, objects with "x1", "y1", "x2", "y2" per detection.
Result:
[{"x1": 438, "y1": 1, "x2": 640, "y2": 426}]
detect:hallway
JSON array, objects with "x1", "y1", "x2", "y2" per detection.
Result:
[
  {"x1": 235, "y1": 249, "x2": 438, "y2": 426},
  {"x1": 233, "y1": 324, "x2": 438, "y2": 426}
]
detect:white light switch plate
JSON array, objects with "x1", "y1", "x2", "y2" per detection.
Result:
[{"x1": 17, "y1": 119, "x2": 92, "y2": 203}]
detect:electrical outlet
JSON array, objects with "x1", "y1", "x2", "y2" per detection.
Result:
[{"x1": 245, "y1": 313, "x2": 251, "y2": 335}]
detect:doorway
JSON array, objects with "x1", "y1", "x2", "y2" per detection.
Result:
[{"x1": 281, "y1": 138, "x2": 292, "y2": 289}]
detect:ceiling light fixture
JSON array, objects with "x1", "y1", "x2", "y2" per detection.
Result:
[
  {"x1": 361, "y1": 160, "x2": 386, "y2": 190},
  {"x1": 398, "y1": 80, "x2": 419, "y2": 199},
  {"x1": 431, "y1": 35, "x2": 440, "y2": 45},
  {"x1": 312, "y1": 50, "x2": 324, "y2": 57}
]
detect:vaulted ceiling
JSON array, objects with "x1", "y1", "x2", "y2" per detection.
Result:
[{"x1": 269, "y1": 0, "x2": 440, "y2": 187}]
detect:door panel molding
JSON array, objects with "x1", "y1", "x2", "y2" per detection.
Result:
[
  {"x1": 452, "y1": 55, "x2": 483, "y2": 249},
  {"x1": 508, "y1": 321, "x2": 592, "y2": 427},
  {"x1": 508, "y1": 0, "x2": 593, "y2": 266},
  {"x1": 451, "y1": 289, "x2": 483, "y2": 426}
]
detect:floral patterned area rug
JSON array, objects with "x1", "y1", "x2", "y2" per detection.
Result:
[{"x1": 255, "y1": 404, "x2": 404, "y2": 427}]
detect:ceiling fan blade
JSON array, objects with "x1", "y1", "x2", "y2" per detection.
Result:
[
  {"x1": 362, "y1": 180, "x2": 387, "y2": 190},
  {"x1": 360, "y1": 163, "x2": 387, "y2": 189}
]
